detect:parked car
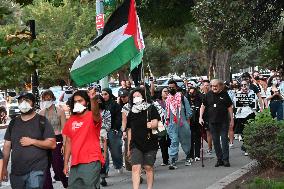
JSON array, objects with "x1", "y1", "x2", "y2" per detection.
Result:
[
  {"x1": 0, "y1": 93, "x2": 7, "y2": 124},
  {"x1": 155, "y1": 77, "x2": 186, "y2": 92},
  {"x1": 9, "y1": 98, "x2": 20, "y2": 119}
]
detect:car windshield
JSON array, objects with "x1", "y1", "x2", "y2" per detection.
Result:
[{"x1": 156, "y1": 79, "x2": 167, "y2": 85}]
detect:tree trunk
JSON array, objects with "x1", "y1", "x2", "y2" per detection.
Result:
[{"x1": 207, "y1": 48, "x2": 231, "y2": 82}]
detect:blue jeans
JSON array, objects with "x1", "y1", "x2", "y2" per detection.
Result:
[
  {"x1": 209, "y1": 122, "x2": 229, "y2": 161},
  {"x1": 10, "y1": 170, "x2": 44, "y2": 189},
  {"x1": 167, "y1": 123, "x2": 191, "y2": 161},
  {"x1": 107, "y1": 130, "x2": 123, "y2": 169},
  {"x1": 270, "y1": 100, "x2": 283, "y2": 121}
]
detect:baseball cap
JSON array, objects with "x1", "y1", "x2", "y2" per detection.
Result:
[
  {"x1": 17, "y1": 92, "x2": 36, "y2": 104},
  {"x1": 118, "y1": 90, "x2": 129, "y2": 97}
]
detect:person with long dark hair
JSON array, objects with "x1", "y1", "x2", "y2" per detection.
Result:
[
  {"x1": 101, "y1": 88, "x2": 123, "y2": 174},
  {"x1": 126, "y1": 88, "x2": 159, "y2": 189},
  {"x1": 155, "y1": 87, "x2": 171, "y2": 166},
  {"x1": 62, "y1": 90, "x2": 104, "y2": 189},
  {"x1": 96, "y1": 95, "x2": 111, "y2": 187},
  {"x1": 267, "y1": 75, "x2": 284, "y2": 120}
]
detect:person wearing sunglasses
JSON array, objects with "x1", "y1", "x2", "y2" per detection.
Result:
[{"x1": 234, "y1": 80, "x2": 257, "y2": 155}]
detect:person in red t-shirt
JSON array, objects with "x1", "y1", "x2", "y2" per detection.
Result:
[{"x1": 62, "y1": 90, "x2": 104, "y2": 189}]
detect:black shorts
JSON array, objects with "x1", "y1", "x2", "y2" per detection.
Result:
[{"x1": 131, "y1": 148, "x2": 157, "y2": 166}]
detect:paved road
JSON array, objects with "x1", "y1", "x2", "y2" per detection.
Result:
[{"x1": 0, "y1": 140, "x2": 252, "y2": 189}]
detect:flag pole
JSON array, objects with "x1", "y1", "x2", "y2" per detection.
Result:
[{"x1": 97, "y1": 0, "x2": 108, "y2": 89}]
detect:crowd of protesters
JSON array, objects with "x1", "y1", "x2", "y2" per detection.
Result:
[{"x1": 0, "y1": 70, "x2": 283, "y2": 189}]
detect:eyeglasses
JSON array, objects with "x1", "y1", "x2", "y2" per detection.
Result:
[{"x1": 241, "y1": 84, "x2": 247, "y2": 87}]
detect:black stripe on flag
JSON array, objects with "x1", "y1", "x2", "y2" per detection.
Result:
[{"x1": 90, "y1": 0, "x2": 131, "y2": 46}]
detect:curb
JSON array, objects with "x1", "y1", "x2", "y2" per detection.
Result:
[{"x1": 206, "y1": 160, "x2": 258, "y2": 189}]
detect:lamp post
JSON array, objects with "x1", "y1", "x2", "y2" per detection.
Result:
[
  {"x1": 96, "y1": 0, "x2": 108, "y2": 89},
  {"x1": 28, "y1": 20, "x2": 40, "y2": 110}
]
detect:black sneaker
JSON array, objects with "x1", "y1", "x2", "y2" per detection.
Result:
[
  {"x1": 100, "y1": 178, "x2": 107, "y2": 187},
  {"x1": 215, "y1": 160, "x2": 224, "y2": 167},
  {"x1": 169, "y1": 159, "x2": 177, "y2": 170},
  {"x1": 223, "y1": 160, "x2": 231, "y2": 167}
]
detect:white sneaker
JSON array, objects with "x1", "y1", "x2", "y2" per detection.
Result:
[
  {"x1": 161, "y1": 163, "x2": 168, "y2": 166},
  {"x1": 118, "y1": 168, "x2": 123, "y2": 174},
  {"x1": 195, "y1": 157, "x2": 200, "y2": 161},
  {"x1": 244, "y1": 152, "x2": 249, "y2": 156},
  {"x1": 207, "y1": 150, "x2": 212, "y2": 155},
  {"x1": 229, "y1": 143, "x2": 234, "y2": 148},
  {"x1": 234, "y1": 134, "x2": 239, "y2": 140},
  {"x1": 239, "y1": 135, "x2": 243, "y2": 141},
  {"x1": 185, "y1": 159, "x2": 192, "y2": 166}
]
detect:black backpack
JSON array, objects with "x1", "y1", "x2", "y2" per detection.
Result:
[{"x1": 8, "y1": 114, "x2": 53, "y2": 163}]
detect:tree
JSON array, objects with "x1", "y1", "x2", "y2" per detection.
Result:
[
  {"x1": 192, "y1": 0, "x2": 284, "y2": 80},
  {"x1": 0, "y1": 0, "x2": 100, "y2": 89}
]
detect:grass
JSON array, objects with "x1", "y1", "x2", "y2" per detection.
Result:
[{"x1": 247, "y1": 177, "x2": 284, "y2": 189}]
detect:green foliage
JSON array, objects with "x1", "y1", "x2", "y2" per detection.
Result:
[
  {"x1": 192, "y1": 0, "x2": 283, "y2": 50},
  {"x1": 248, "y1": 177, "x2": 284, "y2": 189},
  {"x1": 0, "y1": 0, "x2": 99, "y2": 89},
  {"x1": 0, "y1": 0, "x2": 21, "y2": 25},
  {"x1": 243, "y1": 109, "x2": 284, "y2": 168},
  {"x1": 137, "y1": 0, "x2": 194, "y2": 37}
]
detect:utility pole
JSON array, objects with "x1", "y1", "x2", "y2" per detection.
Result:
[
  {"x1": 96, "y1": 0, "x2": 108, "y2": 89},
  {"x1": 28, "y1": 20, "x2": 40, "y2": 110}
]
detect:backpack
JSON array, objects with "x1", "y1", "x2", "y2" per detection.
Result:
[
  {"x1": 8, "y1": 114, "x2": 53, "y2": 163},
  {"x1": 181, "y1": 95, "x2": 187, "y2": 116}
]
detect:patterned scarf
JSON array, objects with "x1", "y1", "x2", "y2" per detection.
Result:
[
  {"x1": 165, "y1": 92, "x2": 182, "y2": 125},
  {"x1": 131, "y1": 102, "x2": 150, "y2": 113}
]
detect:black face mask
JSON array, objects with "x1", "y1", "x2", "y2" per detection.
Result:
[
  {"x1": 169, "y1": 89, "x2": 177, "y2": 95},
  {"x1": 254, "y1": 76, "x2": 260, "y2": 80}
]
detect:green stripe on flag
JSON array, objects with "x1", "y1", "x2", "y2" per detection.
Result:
[
  {"x1": 71, "y1": 37, "x2": 139, "y2": 86},
  {"x1": 130, "y1": 49, "x2": 143, "y2": 71}
]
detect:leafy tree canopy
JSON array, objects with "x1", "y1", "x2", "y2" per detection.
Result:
[{"x1": 192, "y1": 0, "x2": 284, "y2": 50}]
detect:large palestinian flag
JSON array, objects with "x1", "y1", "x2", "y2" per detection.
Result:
[{"x1": 70, "y1": 0, "x2": 144, "y2": 86}]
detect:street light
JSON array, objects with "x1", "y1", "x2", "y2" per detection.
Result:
[{"x1": 27, "y1": 20, "x2": 40, "y2": 110}]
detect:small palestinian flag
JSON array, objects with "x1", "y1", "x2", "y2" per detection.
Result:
[{"x1": 70, "y1": 0, "x2": 144, "y2": 86}]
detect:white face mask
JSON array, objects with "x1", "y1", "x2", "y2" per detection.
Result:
[
  {"x1": 42, "y1": 101, "x2": 54, "y2": 109},
  {"x1": 73, "y1": 103, "x2": 86, "y2": 113},
  {"x1": 18, "y1": 101, "x2": 33, "y2": 113},
  {"x1": 133, "y1": 96, "x2": 143, "y2": 105},
  {"x1": 272, "y1": 80, "x2": 278, "y2": 85}
]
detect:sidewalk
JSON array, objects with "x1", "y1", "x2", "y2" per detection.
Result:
[{"x1": 1, "y1": 140, "x2": 253, "y2": 189}]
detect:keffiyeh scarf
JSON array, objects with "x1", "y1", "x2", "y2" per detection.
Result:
[
  {"x1": 165, "y1": 92, "x2": 182, "y2": 125},
  {"x1": 131, "y1": 102, "x2": 151, "y2": 113}
]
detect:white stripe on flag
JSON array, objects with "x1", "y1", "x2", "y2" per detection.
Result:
[{"x1": 71, "y1": 24, "x2": 131, "y2": 71}]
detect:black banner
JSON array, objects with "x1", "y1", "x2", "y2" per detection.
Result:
[{"x1": 234, "y1": 93, "x2": 256, "y2": 109}]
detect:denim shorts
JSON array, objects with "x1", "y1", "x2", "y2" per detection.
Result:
[
  {"x1": 10, "y1": 170, "x2": 44, "y2": 189},
  {"x1": 131, "y1": 148, "x2": 157, "y2": 166}
]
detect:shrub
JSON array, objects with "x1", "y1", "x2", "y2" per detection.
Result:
[
  {"x1": 243, "y1": 109, "x2": 284, "y2": 168},
  {"x1": 248, "y1": 177, "x2": 284, "y2": 189}
]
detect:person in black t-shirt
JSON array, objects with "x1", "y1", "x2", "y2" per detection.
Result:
[
  {"x1": 199, "y1": 79, "x2": 234, "y2": 167},
  {"x1": 2, "y1": 92, "x2": 56, "y2": 188},
  {"x1": 126, "y1": 88, "x2": 159, "y2": 189}
]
